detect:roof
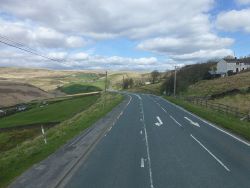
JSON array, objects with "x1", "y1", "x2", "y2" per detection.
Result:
[
  {"x1": 238, "y1": 57, "x2": 250, "y2": 65},
  {"x1": 223, "y1": 58, "x2": 238, "y2": 63}
]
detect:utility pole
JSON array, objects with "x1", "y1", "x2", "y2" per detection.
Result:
[
  {"x1": 122, "y1": 75, "x2": 124, "y2": 89},
  {"x1": 105, "y1": 70, "x2": 108, "y2": 92},
  {"x1": 103, "y1": 71, "x2": 108, "y2": 111},
  {"x1": 174, "y1": 66, "x2": 177, "y2": 97}
]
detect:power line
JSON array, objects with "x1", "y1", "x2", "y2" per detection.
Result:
[{"x1": 0, "y1": 34, "x2": 65, "y2": 63}]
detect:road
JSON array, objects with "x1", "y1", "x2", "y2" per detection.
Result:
[{"x1": 65, "y1": 93, "x2": 250, "y2": 188}]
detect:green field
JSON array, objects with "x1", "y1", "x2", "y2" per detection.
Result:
[
  {"x1": 165, "y1": 96, "x2": 250, "y2": 141},
  {"x1": 59, "y1": 84, "x2": 102, "y2": 94},
  {"x1": 0, "y1": 93, "x2": 124, "y2": 188},
  {"x1": 0, "y1": 95, "x2": 100, "y2": 128}
]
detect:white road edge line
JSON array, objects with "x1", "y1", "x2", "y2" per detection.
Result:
[
  {"x1": 161, "y1": 97, "x2": 250, "y2": 147},
  {"x1": 141, "y1": 158, "x2": 145, "y2": 168},
  {"x1": 190, "y1": 134, "x2": 230, "y2": 172},
  {"x1": 170, "y1": 115, "x2": 182, "y2": 127}
]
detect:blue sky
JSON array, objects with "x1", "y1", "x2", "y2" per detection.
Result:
[{"x1": 0, "y1": 0, "x2": 250, "y2": 71}]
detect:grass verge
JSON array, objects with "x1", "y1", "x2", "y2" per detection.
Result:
[
  {"x1": 0, "y1": 93, "x2": 124, "y2": 188},
  {"x1": 165, "y1": 96, "x2": 250, "y2": 141}
]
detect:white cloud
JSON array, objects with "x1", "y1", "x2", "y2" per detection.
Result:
[
  {"x1": 0, "y1": 0, "x2": 214, "y2": 39},
  {"x1": 236, "y1": 0, "x2": 250, "y2": 5},
  {"x1": 137, "y1": 34, "x2": 233, "y2": 54},
  {"x1": 170, "y1": 49, "x2": 233, "y2": 61},
  {"x1": 0, "y1": 18, "x2": 86, "y2": 49},
  {"x1": 0, "y1": 48, "x2": 168, "y2": 71},
  {"x1": 0, "y1": 0, "x2": 236, "y2": 70},
  {"x1": 216, "y1": 9, "x2": 250, "y2": 33}
]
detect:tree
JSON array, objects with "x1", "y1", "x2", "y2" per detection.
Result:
[
  {"x1": 151, "y1": 70, "x2": 160, "y2": 84},
  {"x1": 122, "y1": 78, "x2": 134, "y2": 89}
]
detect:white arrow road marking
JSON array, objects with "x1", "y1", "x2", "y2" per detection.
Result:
[
  {"x1": 184, "y1": 117, "x2": 200, "y2": 127},
  {"x1": 155, "y1": 116, "x2": 163, "y2": 126},
  {"x1": 141, "y1": 158, "x2": 145, "y2": 168}
]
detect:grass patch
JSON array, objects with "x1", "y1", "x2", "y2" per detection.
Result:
[
  {"x1": 0, "y1": 128, "x2": 41, "y2": 152},
  {"x1": 165, "y1": 96, "x2": 250, "y2": 141},
  {"x1": 0, "y1": 95, "x2": 100, "y2": 128},
  {"x1": 0, "y1": 93, "x2": 124, "y2": 188},
  {"x1": 59, "y1": 84, "x2": 102, "y2": 94}
]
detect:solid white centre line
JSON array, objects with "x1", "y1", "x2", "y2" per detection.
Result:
[
  {"x1": 141, "y1": 158, "x2": 145, "y2": 168},
  {"x1": 184, "y1": 117, "x2": 200, "y2": 127},
  {"x1": 190, "y1": 134, "x2": 230, "y2": 172},
  {"x1": 170, "y1": 115, "x2": 182, "y2": 127},
  {"x1": 137, "y1": 95, "x2": 154, "y2": 188}
]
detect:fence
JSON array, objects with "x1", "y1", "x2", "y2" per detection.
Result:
[{"x1": 184, "y1": 97, "x2": 250, "y2": 121}]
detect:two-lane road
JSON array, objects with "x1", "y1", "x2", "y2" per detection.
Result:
[{"x1": 65, "y1": 93, "x2": 250, "y2": 188}]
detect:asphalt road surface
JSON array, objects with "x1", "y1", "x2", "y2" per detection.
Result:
[{"x1": 65, "y1": 93, "x2": 250, "y2": 188}]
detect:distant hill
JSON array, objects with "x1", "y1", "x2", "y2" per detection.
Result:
[{"x1": 0, "y1": 81, "x2": 54, "y2": 107}]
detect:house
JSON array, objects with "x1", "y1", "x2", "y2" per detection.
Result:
[
  {"x1": 217, "y1": 56, "x2": 250, "y2": 75},
  {"x1": 0, "y1": 109, "x2": 6, "y2": 115},
  {"x1": 16, "y1": 105, "x2": 27, "y2": 111}
]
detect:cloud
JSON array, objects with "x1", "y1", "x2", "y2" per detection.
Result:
[
  {"x1": 0, "y1": 0, "x2": 214, "y2": 39},
  {"x1": 0, "y1": 48, "x2": 170, "y2": 71},
  {"x1": 0, "y1": 18, "x2": 87, "y2": 49},
  {"x1": 0, "y1": 0, "x2": 236, "y2": 69},
  {"x1": 236, "y1": 0, "x2": 250, "y2": 5},
  {"x1": 137, "y1": 34, "x2": 233, "y2": 54},
  {"x1": 170, "y1": 49, "x2": 233, "y2": 61},
  {"x1": 216, "y1": 9, "x2": 250, "y2": 33}
]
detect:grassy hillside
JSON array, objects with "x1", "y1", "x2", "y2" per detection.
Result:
[
  {"x1": 0, "y1": 95, "x2": 99, "y2": 128},
  {"x1": 184, "y1": 71, "x2": 250, "y2": 114},
  {"x1": 0, "y1": 67, "x2": 105, "y2": 92},
  {"x1": 0, "y1": 81, "x2": 54, "y2": 107},
  {"x1": 186, "y1": 71, "x2": 250, "y2": 96}
]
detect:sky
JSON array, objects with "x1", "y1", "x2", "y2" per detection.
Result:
[{"x1": 0, "y1": 0, "x2": 250, "y2": 71}]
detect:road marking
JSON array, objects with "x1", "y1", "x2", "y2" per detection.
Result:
[
  {"x1": 190, "y1": 134, "x2": 230, "y2": 172},
  {"x1": 160, "y1": 106, "x2": 167, "y2": 113},
  {"x1": 140, "y1": 99, "x2": 154, "y2": 188},
  {"x1": 155, "y1": 116, "x2": 163, "y2": 126},
  {"x1": 140, "y1": 130, "x2": 143, "y2": 135},
  {"x1": 141, "y1": 158, "x2": 145, "y2": 168},
  {"x1": 184, "y1": 117, "x2": 200, "y2": 127},
  {"x1": 135, "y1": 94, "x2": 142, "y2": 100},
  {"x1": 170, "y1": 115, "x2": 182, "y2": 127},
  {"x1": 161, "y1": 98, "x2": 250, "y2": 147}
]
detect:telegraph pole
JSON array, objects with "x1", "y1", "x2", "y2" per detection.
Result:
[
  {"x1": 103, "y1": 70, "x2": 108, "y2": 110},
  {"x1": 174, "y1": 66, "x2": 177, "y2": 97},
  {"x1": 105, "y1": 70, "x2": 108, "y2": 92}
]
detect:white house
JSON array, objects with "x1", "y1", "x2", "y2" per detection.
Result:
[{"x1": 217, "y1": 56, "x2": 250, "y2": 75}]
